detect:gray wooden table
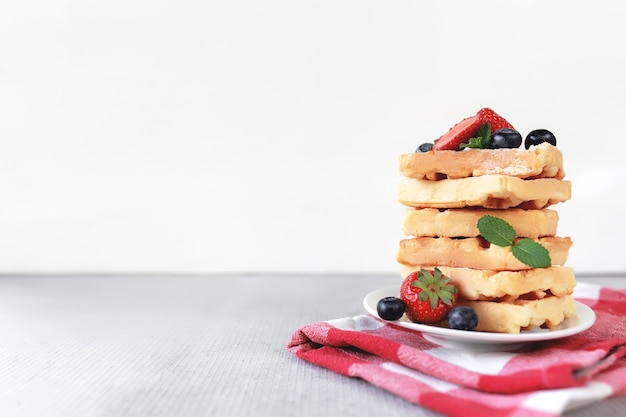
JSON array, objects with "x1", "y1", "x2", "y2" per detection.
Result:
[{"x1": 0, "y1": 273, "x2": 624, "y2": 417}]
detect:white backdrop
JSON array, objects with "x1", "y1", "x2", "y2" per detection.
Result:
[{"x1": 1, "y1": 0, "x2": 625, "y2": 274}]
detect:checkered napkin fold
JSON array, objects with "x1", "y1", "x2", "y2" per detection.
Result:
[{"x1": 287, "y1": 283, "x2": 626, "y2": 417}]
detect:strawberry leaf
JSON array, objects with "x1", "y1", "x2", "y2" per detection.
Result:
[
  {"x1": 428, "y1": 293, "x2": 438, "y2": 310},
  {"x1": 433, "y1": 267, "x2": 442, "y2": 281},
  {"x1": 439, "y1": 291, "x2": 455, "y2": 306}
]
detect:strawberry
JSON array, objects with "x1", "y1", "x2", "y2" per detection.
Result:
[
  {"x1": 432, "y1": 108, "x2": 514, "y2": 151},
  {"x1": 399, "y1": 268, "x2": 458, "y2": 324},
  {"x1": 476, "y1": 107, "x2": 514, "y2": 132},
  {"x1": 431, "y1": 114, "x2": 481, "y2": 151}
]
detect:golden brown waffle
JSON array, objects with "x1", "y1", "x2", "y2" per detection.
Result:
[
  {"x1": 399, "y1": 265, "x2": 576, "y2": 301},
  {"x1": 395, "y1": 132, "x2": 575, "y2": 333},
  {"x1": 457, "y1": 295, "x2": 577, "y2": 333},
  {"x1": 398, "y1": 175, "x2": 571, "y2": 209},
  {"x1": 400, "y1": 143, "x2": 564, "y2": 180},
  {"x1": 398, "y1": 236, "x2": 572, "y2": 270},
  {"x1": 402, "y1": 208, "x2": 559, "y2": 238}
]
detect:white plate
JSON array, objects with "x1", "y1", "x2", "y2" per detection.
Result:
[{"x1": 363, "y1": 287, "x2": 596, "y2": 351}]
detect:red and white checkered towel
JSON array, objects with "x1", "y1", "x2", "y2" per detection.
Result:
[{"x1": 287, "y1": 283, "x2": 626, "y2": 417}]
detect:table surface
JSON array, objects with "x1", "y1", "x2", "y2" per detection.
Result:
[{"x1": 1, "y1": 273, "x2": 624, "y2": 417}]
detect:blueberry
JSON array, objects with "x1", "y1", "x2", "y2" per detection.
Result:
[
  {"x1": 447, "y1": 306, "x2": 478, "y2": 331},
  {"x1": 416, "y1": 143, "x2": 433, "y2": 152},
  {"x1": 525, "y1": 129, "x2": 557, "y2": 149},
  {"x1": 489, "y1": 128, "x2": 522, "y2": 149},
  {"x1": 376, "y1": 297, "x2": 406, "y2": 320}
]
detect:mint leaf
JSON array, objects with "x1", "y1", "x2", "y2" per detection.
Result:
[
  {"x1": 460, "y1": 124, "x2": 491, "y2": 149},
  {"x1": 459, "y1": 137, "x2": 487, "y2": 149},
  {"x1": 477, "y1": 215, "x2": 552, "y2": 268},
  {"x1": 477, "y1": 215, "x2": 515, "y2": 247},
  {"x1": 512, "y1": 239, "x2": 552, "y2": 268}
]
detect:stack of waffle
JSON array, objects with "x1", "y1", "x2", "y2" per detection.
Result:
[{"x1": 396, "y1": 143, "x2": 576, "y2": 333}]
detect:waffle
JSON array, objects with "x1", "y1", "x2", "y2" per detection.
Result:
[
  {"x1": 402, "y1": 208, "x2": 559, "y2": 238},
  {"x1": 398, "y1": 175, "x2": 571, "y2": 209},
  {"x1": 398, "y1": 236, "x2": 572, "y2": 271},
  {"x1": 457, "y1": 295, "x2": 577, "y2": 333},
  {"x1": 399, "y1": 265, "x2": 576, "y2": 301},
  {"x1": 395, "y1": 114, "x2": 574, "y2": 333},
  {"x1": 400, "y1": 142, "x2": 565, "y2": 180}
]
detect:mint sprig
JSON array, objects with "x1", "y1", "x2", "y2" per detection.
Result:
[
  {"x1": 460, "y1": 124, "x2": 491, "y2": 149},
  {"x1": 477, "y1": 215, "x2": 551, "y2": 268}
]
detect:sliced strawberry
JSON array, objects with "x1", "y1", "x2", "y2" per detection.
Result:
[
  {"x1": 432, "y1": 108, "x2": 514, "y2": 151},
  {"x1": 477, "y1": 107, "x2": 513, "y2": 132},
  {"x1": 431, "y1": 114, "x2": 481, "y2": 151}
]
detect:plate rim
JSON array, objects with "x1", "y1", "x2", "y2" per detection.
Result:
[{"x1": 363, "y1": 286, "x2": 596, "y2": 345}]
